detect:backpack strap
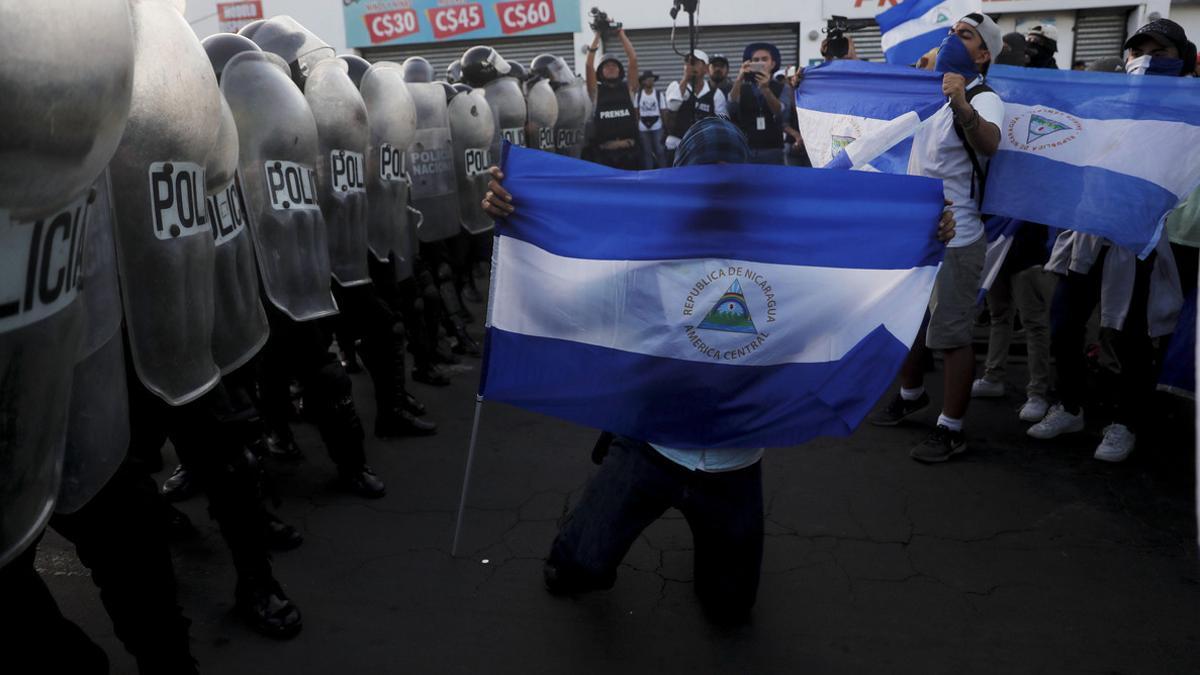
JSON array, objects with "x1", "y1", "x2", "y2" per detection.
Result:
[{"x1": 953, "y1": 83, "x2": 994, "y2": 207}]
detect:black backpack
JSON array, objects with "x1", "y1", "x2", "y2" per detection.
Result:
[{"x1": 952, "y1": 83, "x2": 994, "y2": 207}]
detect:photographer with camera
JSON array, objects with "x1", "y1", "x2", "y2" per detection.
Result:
[
  {"x1": 585, "y1": 11, "x2": 641, "y2": 170},
  {"x1": 728, "y1": 42, "x2": 794, "y2": 165},
  {"x1": 663, "y1": 50, "x2": 727, "y2": 165}
]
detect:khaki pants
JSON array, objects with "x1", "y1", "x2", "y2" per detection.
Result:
[{"x1": 982, "y1": 265, "x2": 1057, "y2": 397}]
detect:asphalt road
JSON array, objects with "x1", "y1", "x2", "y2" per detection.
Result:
[{"x1": 38, "y1": 306, "x2": 1200, "y2": 674}]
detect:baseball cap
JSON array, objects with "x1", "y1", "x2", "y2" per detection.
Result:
[
  {"x1": 960, "y1": 13, "x2": 1003, "y2": 66},
  {"x1": 709, "y1": 53, "x2": 729, "y2": 66},
  {"x1": 1124, "y1": 18, "x2": 1188, "y2": 53},
  {"x1": 1026, "y1": 24, "x2": 1058, "y2": 44},
  {"x1": 688, "y1": 49, "x2": 710, "y2": 65}
]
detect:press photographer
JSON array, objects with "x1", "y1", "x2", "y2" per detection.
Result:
[{"x1": 585, "y1": 8, "x2": 641, "y2": 169}]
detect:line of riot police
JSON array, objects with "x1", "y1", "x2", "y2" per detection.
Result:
[{"x1": 0, "y1": 2, "x2": 589, "y2": 671}]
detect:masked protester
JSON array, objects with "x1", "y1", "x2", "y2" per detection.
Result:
[
  {"x1": 996, "y1": 32, "x2": 1027, "y2": 67},
  {"x1": 1026, "y1": 19, "x2": 1192, "y2": 462},
  {"x1": 1024, "y1": 24, "x2": 1059, "y2": 69},
  {"x1": 585, "y1": 27, "x2": 640, "y2": 169},
  {"x1": 871, "y1": 13, "x2": 1005, "y2": 465}
]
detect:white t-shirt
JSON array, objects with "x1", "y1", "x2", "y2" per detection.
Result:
[
  {"x1": 663, "y1": 79, "x2": 729, "y2": 150},
  {"x1": 908, "y1": 77, "x2": 1005, "y2": 249},
  {"x1": 636, "y1": 89, "x2": 665, "y2": 131}
]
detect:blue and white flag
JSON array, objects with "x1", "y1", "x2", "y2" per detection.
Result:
[
  {"x1": 877, "y1": 0, "x2": 980, "y2": 66},
  {"x1": 795, "y1": 60, "x2": 944, "y2": 173},
  {"x1": 983, "y1": 64, "x2": 1200, "y2": 257},
  {"x1": 480, "y1": 145, "x2": 946, "y2": 449}
]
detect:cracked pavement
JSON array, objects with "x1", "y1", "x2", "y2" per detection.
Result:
[{"x1": 37, "y1": 315, "x2": 1200, "y2": 673}]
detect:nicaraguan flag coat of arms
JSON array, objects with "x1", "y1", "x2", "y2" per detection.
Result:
[{"x1": 479, "y1": 145, "x2": 947, "y2": 449}]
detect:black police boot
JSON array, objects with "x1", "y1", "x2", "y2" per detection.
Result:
[
  {"x1": 263, "y1": 513, "x2": 304, "y2": 551},
  {"x1": 375, "y1": 409, "x2": 438, "y2": 438},
  {"x1": 266, "y1": 431, "x2": 304, "y2": 461},
  {"x1": 335, "y1": 465, "x2": 386, "y2": 499},
  {"x1": 451, "y1": 327, "x2": 481, "y2": 357},
  {"x1": 403, "y1": 392, "x2": 427, "y2": 416},
  {"x1": 235, "y1": 574, "x2": 303, "y2": 639},
  {"x1": 412, "y1": 364, "x2": 452, "y2": 387},
  {"x1": 161, "y1": 464, "x2": 199, "y2": 503}
]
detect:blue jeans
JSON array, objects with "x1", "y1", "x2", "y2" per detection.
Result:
[
  {"x1": 748, "y1": 147, "x2": 784, "y2": 165},
  {"x1": 547, "y1": 436, "x2": 763, "y2": 619},
  {"x1": 640, "y1": 128, "x2": 665, "y2": 169}
]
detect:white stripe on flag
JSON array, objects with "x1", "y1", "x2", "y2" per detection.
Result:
[
  {"x1": 795, "y1": 109, "x2": 898, "y2": 168},
  {"x1": 491, "y1": 236, "x2": 938, "y2": 367},
  {"x1": 879, "y1": 0, "x2": 979, "y2": 52},
  {"x1": 1000, "y1": 102, "x2": 1200, "y2": 199}
]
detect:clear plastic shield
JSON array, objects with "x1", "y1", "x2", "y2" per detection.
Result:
[
  {"x1": 407, "y1": 82, "x2": 461, "y2": 243},
  {"x1": 450, "y1": 90, "x2": 496, "y2": 235},
  {"x1": 361, "y1": 62, "x2": 418, "y2": 267}
]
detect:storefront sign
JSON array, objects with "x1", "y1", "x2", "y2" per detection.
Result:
[
  {"x1": 345, "y1": 0, "x2": 581, "y2": 48},
  {"x1": 217, "y1": 0, "x2": 262, "y2": 33}
]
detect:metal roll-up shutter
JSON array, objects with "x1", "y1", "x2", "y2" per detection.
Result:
[
  {"x1": 1072, "y1": 9, "x2": 1131, "y2": 65},
  {"x1": 621, "y1": 23, "x2": 799, "y2": 83},
  {"x1": 847, "y1": 24, "x2": 884, "y2": 62},
  {"x1": 360, "y1": 32, "x2": 575, "y2": 79}
]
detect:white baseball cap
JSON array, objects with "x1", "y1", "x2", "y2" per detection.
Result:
[
  {"x1": 959, "y1": 13, "x2": 1004, "y2": 66},
  {"x1": 688, "y1": 49, "x2": 710, "y2": 64},
  {"x1": 1027, "y1": 24, "x2": 1059, "y2": 43}
]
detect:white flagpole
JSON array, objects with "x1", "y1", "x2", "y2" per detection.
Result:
[{"x1": 451, "y1": 396, "x2": 484, "y2": 557}]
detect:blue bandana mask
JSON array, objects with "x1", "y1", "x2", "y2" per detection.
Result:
[
  {"x1": 934, "y1": 34, "x2": 979, "y2": 80},
  {"x1": 1125, "y1": 54, "x2": 1185, "y2": 76}
]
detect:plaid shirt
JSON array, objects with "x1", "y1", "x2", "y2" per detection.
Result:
[{"x1": 672, "y1": 117, "x2": 750, "y2": 167}]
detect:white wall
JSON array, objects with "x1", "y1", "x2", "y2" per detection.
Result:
[
  {"x1": 184, "y1": 0, "x2": 350, "y2": 53},
  {"x1": 1170, "y1": 4, "x2": 1200, "y2": 48}
]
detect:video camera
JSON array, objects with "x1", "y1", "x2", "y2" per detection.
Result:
[
  {"x1": 589, "y1": 8, "x2": 622, "y2": 39},
  {"x1": 823, "y1": 15, "x2": 874, "y2": 59}
]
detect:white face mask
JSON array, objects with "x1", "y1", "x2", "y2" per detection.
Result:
[
  {"x1": 1125, "y1": 53, "x2": 1185, "y2": 76},
  {"x1": 1126, "y1": 54, "x2": 1154, "y2": 75}
]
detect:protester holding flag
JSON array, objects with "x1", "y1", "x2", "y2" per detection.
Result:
[
  {"x1": 1026, "y1": 19, "x2": 1193, "y2": 462},
  {"x1": 728, "y1": 42, "x2": 792, "y2": 165},
  {"x1": 871, "y1": 13, "x2": 1004, "y2": 465},
  {"x1": 478, "y1": 118, "x2": 958, "y2": 622}
]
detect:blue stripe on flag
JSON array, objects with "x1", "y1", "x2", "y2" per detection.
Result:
[
  {"x1": 987, "y1": 64, "x2": 1200, "y2": 125},
  {"x1": 983, "y1": 151, "x2": 1180, "y2": 255},
  {"x1": 797, "y1": 60, "x2": 944, "y2": 120},
  {"x1": 482, "y1": 326, "x2": 911, "y2": 449},
  {"x1": 499, "y1": 143, "x2": 946, "y2": 270},
  {"x1": 884, "y1": 27, "x2": 947, "y2": 67}
]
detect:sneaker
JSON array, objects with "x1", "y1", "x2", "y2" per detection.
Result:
[
  {"x1": 1026, "y1": 404, "x2": 1084, "y2": 439},
  {"x1": 971, "y1": 378, "x2": 1005, "y2": 398},
  {"x1": 869, "y1": 392, "x2": 930, "y2": 427},
  {"x1": 909, "y1": 425, "x2": 967, "y2": 463},
  {"x1": 1018, "y1": 396, "x2": 1050, "y2": 423},
  {"x1": 1094, "y1": 424, "x2": 1135, "y2": 463}
]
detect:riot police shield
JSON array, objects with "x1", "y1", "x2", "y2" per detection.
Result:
[
  {"x1": 525, "y1": 78, "x2": 560, "y2": 152},
  {"x1": 482, "y1": 76, "x2": 528, "y2": 161},
  {"x1": 360, "y1": 62, "x2": 419, "y2": 267},
  {"x1": 221, "y1": 50, "x2": 339, "y2": 322},
  {"x1": 305, "y1": 58, "x2": 371, "y2": 287},
  {"x1": 406, "y1": 82, "x2": 461, "y2": 242},
  {"x1": 58, "y1": 172, "x2": 130, "y2": 515},
  {"x1": 0, "y1": 0, "x2": 133, "y2": 567},
  {"x1": 248, "y1": 15, "x2": 336, "y2": 86},
  {"x1": 554, "y1": 78, "x2": 590, "y2": 158},
  {"x1": 108, "y1": 0, "x2": 222, "y2": 406},
  {"x1": 449, "y1": 88, "x2": 495, "y2": 235},
  {"x1": 207, "y1": 97, "x2": 270, "y2": 375}
]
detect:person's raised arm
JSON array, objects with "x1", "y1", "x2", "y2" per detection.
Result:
[
  {"x1": 618, "y1": 29, "x2": 638, "y2": 95},
  {"x1": 943, "y1": 73, "x2": 1000, "y2": 156},
  {"x1": 585, "y1": 32, "x2": 600, "y2": 100}
]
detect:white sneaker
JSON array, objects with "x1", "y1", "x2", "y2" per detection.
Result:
[
  {"x1": 1018, "y1": 396, "x2": 1050, "y2": 423},
  {"x1": 1026, "y1": 404, "x2": 1084, "y2": 439},
  {"x1": 971, "y1": 378, "x2": 1005, "y2": 398},
  {"x1": 1094, "y1": 424, "x2": 1135, "y2": 462}
]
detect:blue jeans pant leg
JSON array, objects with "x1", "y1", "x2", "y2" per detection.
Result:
[
  {"x1": 547, "y1": 437, "x2": 678, "y2": 589},
  {"x1": 679, "y1": 460, "x2": 763, "y2": 619}
]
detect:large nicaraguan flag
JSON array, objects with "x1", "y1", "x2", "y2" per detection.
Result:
[
  {"x1": 795, "y1": 60, "x2": 944, "y2": 173},
  {"x1": 982, "y1": 64, "x2": 1200, "y2": 257},
  {"x1": 877, "y1": 0, "x2": 981, "y2": 66},
  {"x1": 479, "y1": 144, "x2": 946, "y2": 449}
]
